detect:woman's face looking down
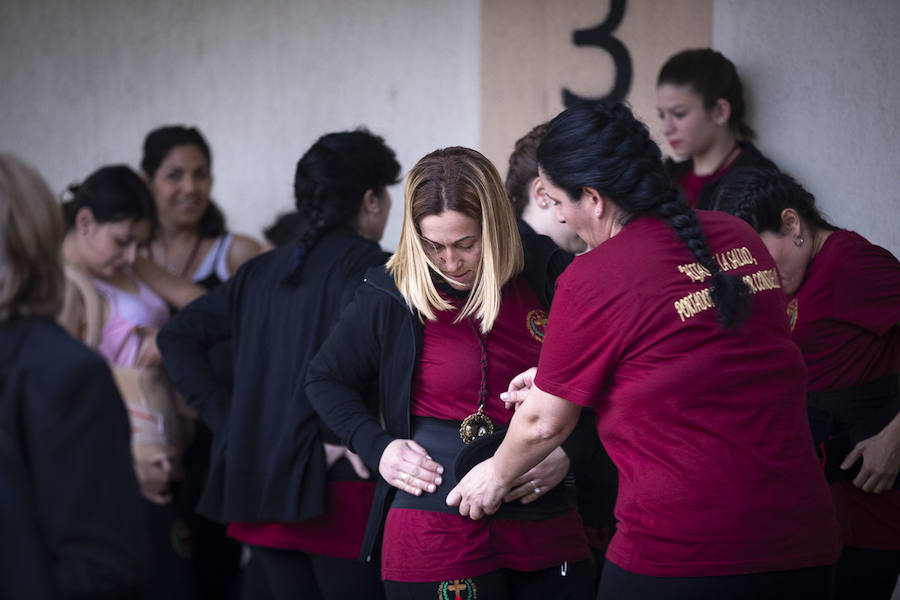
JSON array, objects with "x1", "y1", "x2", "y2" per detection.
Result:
[{"x1": 418, "y1": 210, "x2": 482, "y2": 291}]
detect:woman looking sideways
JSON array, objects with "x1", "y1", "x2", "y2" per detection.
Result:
[
  {"x1": 656, "y1": 48, "x2": 776, "y2": 209},
  {"x1": 714, "y1": 167, "x2": 900, "y2": 600},
  {"x1": 306, "y1": 146, "x2": 594, "y2": 599},
  {"x1": 448, "y1": 102, "x2": 840, "y2": 599},
  {"x1": 158, "y1": 129, "x2": 401, "y2": 600}
]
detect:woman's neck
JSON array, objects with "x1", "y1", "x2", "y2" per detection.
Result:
[
  {"x1": 62, "y1": 235, "x2": 88, "y2": 272},
  {"x1": 154, "y1": 222, "x2": 199, "y2": 245},
  {"x1": 693, "y1": 133, "x2": 739, "y2": 176},
  {"x1": 62, "y1": 235, "x2": 113, "y2": 282},
  {"x1": 808, "y1": 226, "x2": 833, "y2": 263}
]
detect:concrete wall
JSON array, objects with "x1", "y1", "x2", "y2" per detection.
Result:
[
  {"x1": 715, "y1": 0, "x2": 900, "y2": 257},
  {"x1": 2, "y1": 1, "x2": 896, "y2": 258},
  {"x1": 481, "y1": 0, "x2": 712, "y2": 177},
  {"x1": 0, "y1": 0, "x2": 481, "y2": 251}
]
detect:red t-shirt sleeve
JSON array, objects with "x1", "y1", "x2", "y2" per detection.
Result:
[
  {"x1": 825, "y1": 233, "x2": 900, "y2": 335},
  {"x1": 534, "y1": 265, "x2": 619, "y2": 409}
]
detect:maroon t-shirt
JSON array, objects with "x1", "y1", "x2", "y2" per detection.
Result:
[
  {"x1": 381, "y1": 274, "x2": 589, "y2": 582},
  {"x1": 535, "y1": 211, "x2": 840, "y2": 577},
  {"x1": 789, "y1": 230, "x2": 900, "y2": 392},
  {"x1": 788, "y1": 229, "x2": 900, "y2": 550}
]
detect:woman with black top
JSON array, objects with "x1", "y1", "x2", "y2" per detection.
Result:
[
  {"x1": 306, "y1": 146, "x2": 594, "y2": 599},
  {"x1": 158, "y1": 129, "x2": 400, "y2": 600},
  {"x1": 448, "y1": 103, "x2": 840, "y2": 599},
  {"x1": 0, "y1": 153, "x2": 147, "y2": 599},
  {"x1": 714, "y1": 167, "x2": 900, "y2": 599},
  {"x1": 656, "y1": 48, "x2": 776, "y2": 209}
]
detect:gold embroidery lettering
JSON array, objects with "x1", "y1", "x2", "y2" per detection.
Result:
[{"x1": 675, "y1": 266, "x2": 782, "y2": 322}]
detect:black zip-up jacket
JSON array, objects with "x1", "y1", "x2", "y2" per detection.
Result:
[
  {"x1": 0, "y1": 317, "x2": 147, "y2": 599},
  {"x1": 665, "y1": 141, "x2": 777, "y2": 210},
  {"x1": 306, "y1": 234, "x2": 596, "y2": 560},
  {"x1": 158, "y1": 227, "x2": 388, "y2": 524}
]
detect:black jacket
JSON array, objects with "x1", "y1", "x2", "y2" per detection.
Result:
[
  {"x1": 665, "y1": 141, "x2": 777, "y2": 210},
  {"x1": 0, "y1": 317, "x2": 147, "y2": 599},
  {"x1": 306, "y1": 235, "x2": 594, "y2": 560},
  {"x1": 158, "y1": 227, "x2": 389, "y2": 524}
]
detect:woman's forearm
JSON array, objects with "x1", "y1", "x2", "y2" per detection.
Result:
[{"x1": 491, "y1": 384, "x2": 581, "y2": 487}]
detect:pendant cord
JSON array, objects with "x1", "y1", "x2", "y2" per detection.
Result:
[{"x1": 468, "y1": 317, "x2": 489, "y2": 411}]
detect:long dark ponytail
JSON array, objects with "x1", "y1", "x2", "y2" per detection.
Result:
[{"x1": 538, "y1": 101, "x2": 750, "y2": 328}]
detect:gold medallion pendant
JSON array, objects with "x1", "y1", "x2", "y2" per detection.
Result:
[{"x1": 460, "y1": 405, "x2": 494, "y2": 444}]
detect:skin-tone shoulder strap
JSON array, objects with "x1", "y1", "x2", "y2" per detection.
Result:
[{"x1": 63, "y1": 265, "x2": 104, "y2": 349}]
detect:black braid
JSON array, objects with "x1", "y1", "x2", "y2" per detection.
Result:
[
  {"x1": 538, "y1": 101, "x2": 751, "y2": 328},
  {"x1": 657, "y1": 190, "x2": 750, "y2": 327},
  {"x1": 282, "y1": 129, "x2": 400, "y2": 285},
  {"x1": 712, "y1": 166, "x2": 836, "y2": 235}
]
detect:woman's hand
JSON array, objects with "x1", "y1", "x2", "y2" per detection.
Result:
[
  {"x1": 134, "y1": 327, "x2": 163, "y2": 368},
  {"x1": 446, "y1": 458, "x2": 508, "y2": 519},
  {"x1": 324, "y1": 443, "x2": 371, "y2": 479},
  {"x1": 502, "y1": 446, "x2": 570, "y2": 504},
  {"x1": 841, "y1": 420, "x2": 900, "y2": 494},
  {"x1": 501, "y1": 367, "x2": 537, "y2": 410},
  {"x1": 378, "y1": 439, "x2": 444, "y2": 496},
  {"x1": 135, "y1": 458, "x2": 174, "y2": 505}
]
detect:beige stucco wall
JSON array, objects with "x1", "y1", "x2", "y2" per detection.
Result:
[
  {"x1": 0, "y1": 0, "x2": 481, "y2": 251},
  {"x1": 481, "y1": 0, "x2": 713, "y2": 178},
  {"x1": 714, "y1": 0, "x2": 900, "y2": 258}
]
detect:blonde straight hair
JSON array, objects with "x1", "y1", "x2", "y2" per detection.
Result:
[
  {"x1": 0, "y1": 153, "x2": 65, "y2": 321},
  {"x1": 387, "y1": 147, "x2": 523, "y2": 333}
]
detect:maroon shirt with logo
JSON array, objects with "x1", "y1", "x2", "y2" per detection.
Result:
[
  {"x1": 535, "y1": 211, "x2": 840, "y2": 577},
  {"x1": 380, "y1": 273, "x2": 589, "y2": 582}
]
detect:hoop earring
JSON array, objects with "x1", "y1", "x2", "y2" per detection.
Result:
[{"x1": 793, "y1": 236, "x2": 804, "y2": 247}]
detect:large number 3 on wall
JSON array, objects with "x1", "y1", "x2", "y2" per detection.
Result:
[{"x1": 563, "y1": 0, "x2": 633, "y2": 107}]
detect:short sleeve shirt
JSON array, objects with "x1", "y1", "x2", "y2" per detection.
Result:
[
  {"x1": 535, "y1": 211, "x2": 840, "y2": 577},
  {"x1": 789, "y1": 229, "x2": 900, "y2": 392}
]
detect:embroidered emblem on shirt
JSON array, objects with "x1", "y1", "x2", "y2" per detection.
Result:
[
  {"x1": 170, "y1": 518, "x2": 192, "y2": 558},
  {"x1": 786, "y1": 298, "x2": 799, "y2": 332},
  {"x1": 438, "y1": 578, "x2": 477, "y2": 600},
  {"x1": 526, "y1": 309, "x2": 548, "y2": 342}
]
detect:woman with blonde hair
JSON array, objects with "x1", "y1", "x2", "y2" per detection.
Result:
[
  {"x1": 0, "y1": 153, "x2": 146, "y2": 598},
  {"x1": 307, "y1": 146, "x2": 593, "y2": 599}
]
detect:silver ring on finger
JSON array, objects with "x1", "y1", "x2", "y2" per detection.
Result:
[{"x1": 400, "y1": 472, "x2": 409, "y2": 483}]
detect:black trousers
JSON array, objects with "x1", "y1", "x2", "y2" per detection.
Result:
[
  {"x1": 245, "y1": 546, "x2": 385, "y2": 600},
  {"x1": 383, "y1": 560, "x2": 594, "y2": 600},
  {"x1": 597, "y1": 560, "x2": 835, "y2": 600},
  {"x1": 835, "y1": 546, "x2": 900, "y2": 600},
  {"x1": 142, "y1": 498, "x2": 198, "y2": 600},
  {"x1": 181, "y1": 424, "x2": 243, "y2": 600}
]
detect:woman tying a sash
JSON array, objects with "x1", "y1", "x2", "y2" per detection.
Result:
[{"x1": 306, "y1": 147, "x2": 594, "y2": 599}]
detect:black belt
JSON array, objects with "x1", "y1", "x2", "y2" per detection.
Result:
[
  {"x1": 807, "y1": 374, "x2": 899, "y2": 486},
  {"x1": 390, "y1": 417, "x2": 577, "y2": 519}
]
